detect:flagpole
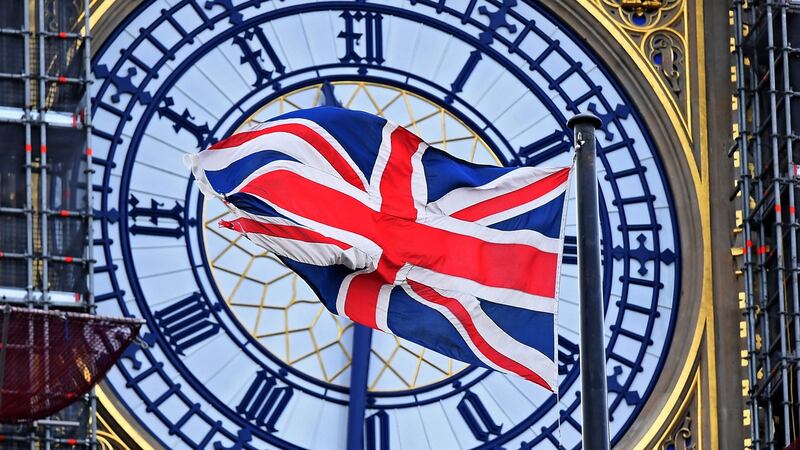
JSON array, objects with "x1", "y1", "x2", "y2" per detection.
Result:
[{"x1": 567, "y1": 113, "x2": 610, "y2": 450}]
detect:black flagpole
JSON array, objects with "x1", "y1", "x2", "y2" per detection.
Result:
[{"x1": 567, "y1": 113, "x2": 610, "y2": 450}]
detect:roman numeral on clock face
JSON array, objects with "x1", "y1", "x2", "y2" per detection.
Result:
[
  {"x1": 563, "y1": 234, "x2": 577, "y2": 265},
  {"x1": 236, "y1": 370, "x2": 293, "y2": 432},
  {"x1": 365, "y1": 410, "x2": 390, "y2": 450},
  {"x1": 128, "y1": 194, "x2": 185, "y2": 238},
  {"x1": 457, "y1": 390, "x2": 503, "y2": 442},
  {"x1": 154, "y1": 293, "x2": 221, "y2": 355},
  {"x1": 338, "y1": 11, "x2": 385, "y2": 65},
  {"x1": 519, "y1": 130, "x2": 572, "y2": 167},
  {"x1": 232, "y1": 27, "x2": 286, "y2": 88}
]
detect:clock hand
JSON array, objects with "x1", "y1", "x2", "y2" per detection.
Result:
[
  {"x1": 346, "y1": 324, "x2": 373, "y2": 450},
  {"x1": 321, "y1": 80, "x2": 342, "y2": 108}
]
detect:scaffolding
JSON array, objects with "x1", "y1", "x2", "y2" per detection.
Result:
[
  {"x1": 732, "y1": 0, "x2": 800, "y2": 448},
  {"x1": 0, "y1": 0, "x2": 97, "y2": 448}
]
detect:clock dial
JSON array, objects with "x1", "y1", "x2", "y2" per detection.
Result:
[{"x1": 91, "y1": 1, "x2": 681, "y2": 449}]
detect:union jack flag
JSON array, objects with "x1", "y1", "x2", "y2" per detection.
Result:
[{"x1": 186, "y1": 107, "x2": 571, "y2": 391}]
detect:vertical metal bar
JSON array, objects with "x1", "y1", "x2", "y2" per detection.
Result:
[
  {"x1": 26, "y1": 3, "x2": 39, "y2": 449},
  {"x1": 0, "y1": 306, "x2": 12, "y2": 411},
  {"x1": 765, "y1": 3, "x2": 792, "y2": 443},
  {"x1": 733, "y1": 0, "x2": 763, "y2": 446},
  {"x1": 44, "y1": 421, "x2": 51, "y2": 450},
  {"x1": 23, "y1": 0, "x2": 34, "y2": 308},
  {"x1": 82, "y1": 0, "x2": 98, "y2": 447},
  {"x1": 749, "y1": 15, "x2": 775, "y2": 446},
  {"x1": 37, "y1": 0, "x2": 48, "y2": 309},
  {"x1": 83, "y1": 0, "x2": 94, "y2": 317},
  {"x1": 567, "y1": 113, "x2": 609, "y2": 450},
  {"x1": 37, "y1": 2, "x2": 53, "y2": 445},
  {"x1": 346, "y1": 325, "x2": 373, "y2": 450},
  {"x1": 20, "y1": 0, "x2": 38, "y2": 431},
  {"x1": 779, "y1": 3, "x2": 800, "y2": 430}
]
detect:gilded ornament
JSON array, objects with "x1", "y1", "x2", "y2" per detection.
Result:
[
  {"x1": 660, "y1": 412, "x2": 696, "y2": 450},
  {"x1": 647, "y1": 31, "x2": 685, "y2": 93},
  {"x1": 621, "y1": 0, "x2": 664, "y2": 14},
  {"x1": 592, "y1": 0, "x2": 691, "y2": 131}
]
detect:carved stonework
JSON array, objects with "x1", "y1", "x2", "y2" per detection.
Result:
[
  {"x1": 646, "y1": 30, "x2": 685, "y2": 93},
  {"x1": 621, "y1": 0, "x2": 664, "y2": 14},
  {"x1": 660, "y1": 412, "x2": 697, "y2": 450},
  {"x1": 654, "y1": 366, "x2": 702, "y2": 449},
  {"x1": 593, "y1": 0, "x2": 690, "y2": 126},
  {"x1": 598, "y1": 0, "x2": 683, "y2": 32}
]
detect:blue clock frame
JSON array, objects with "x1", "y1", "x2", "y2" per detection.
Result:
[{"x1": 90, "y1": 1, "x2": 681, "y2": 448}]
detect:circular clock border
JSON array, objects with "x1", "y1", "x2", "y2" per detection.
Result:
[{"x1": 88, "y1": 0, "x2": 695, "y2": 448}]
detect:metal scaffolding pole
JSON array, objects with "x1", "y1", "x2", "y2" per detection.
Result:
[
  {"x1": 0, "y1": 0, "x2": 99, "y2": 447},
  {"x1": 750, "y1": 23, "x2": 776, "y2": 448},
  {"x1": 733, "y1": 1, "x2": 762, "y2": 446},
  {"x1": 764, "y1": 3, "x2": 792, "y2": 444},
  {"x1": 23, "y1": 0, "x2": 34, "y2": 310},
  {"x1": 732, "y1": 0, "x2": 800, "y2": 447},
  {"x1": 82, "y1": 0, "x2": 97, "y2": 444},
  {"x1": 778, "y1": 3, "x2": 800, "y2": 429}
]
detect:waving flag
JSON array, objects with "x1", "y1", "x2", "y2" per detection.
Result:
[{"x1": 186, "y1": 107, "x2": 571, "y2": 391}]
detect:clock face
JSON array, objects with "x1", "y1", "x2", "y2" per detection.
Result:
[{"x1": 91, "y1": 1, "x2": 681, "y2": 449}]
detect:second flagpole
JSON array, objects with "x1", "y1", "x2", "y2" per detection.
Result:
[{"x1": 567, "y1": 113, "x2": 610, "y2": 450}]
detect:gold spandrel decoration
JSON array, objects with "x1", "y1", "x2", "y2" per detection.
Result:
[
  {"x1": 620, "y1": 0, "x2": 664, "y2": 14},
  {"x1": 202, "y1": 81, "x2": 497, "y2": 391},
  {"x1": 652, "y1": 363, "x2": 703, "y2": 449},
  {"x1": 96, "y1": 406, "x2": 134, "y2": 450},
  {"x1": 646, "y1": 30, "x2": 685, "y2": 94},
  {"x1": 611, "y1": 0, "x2": 682, "y2": 27},
  {"x1": 594, "y1": 0, "x2": 690, "y2": 129},
  {"x1": 660, "y1": 412, "x2": 696, "y2": 450}
]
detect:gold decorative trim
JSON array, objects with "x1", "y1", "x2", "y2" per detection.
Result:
[
  {"x1": 656, "y1": 366, "x2": 701, "y2": 449},
  {"x1": 97, "y1": 412, "x2": 133, "y2": 450},
  {"x1": 569, "y1": 0, "x2": 717, "y2": 448},
  {"x1": 90, "y1": 0, "x2": 719, "y2": 447},
  {"x1": 593, "y1": 0, "x2": 692, "y2": 136},
  {"x1": 97, "y1": 386, "x2": 158, "y2": 450}
]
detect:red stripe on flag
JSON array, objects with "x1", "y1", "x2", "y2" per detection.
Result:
[
  {"x1": 208, "y1": 123, "x2": 365, "y2": 191},
  {"x1": 451, "y1": 168, "x2": 570, "y2": 222},
  {"x1": 220, "y1": 217, "x2": 352, "y2": 250},
  {"x1": 241, "y1": 169, "x2": 560, "y2": 297},
  {"x1": 408, "y1": 280, "x2": 552, "y2": 390},
  {"x1": 344, "y1": 258, "x2": 401, "y2": 329},
  {"x1": 379, "y1": 127, "x2": 422, "y2": 219}
]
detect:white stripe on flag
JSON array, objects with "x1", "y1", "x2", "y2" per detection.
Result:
[
  {"x1": 404, "y1": 265, "x2": 556, "y2": 313},
  {"x1": 427, "y1": 166, "x2": 566, "y2": 216},
  {"x1": 425, "y1": 283, "x2": 557, "y2": 390}
]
